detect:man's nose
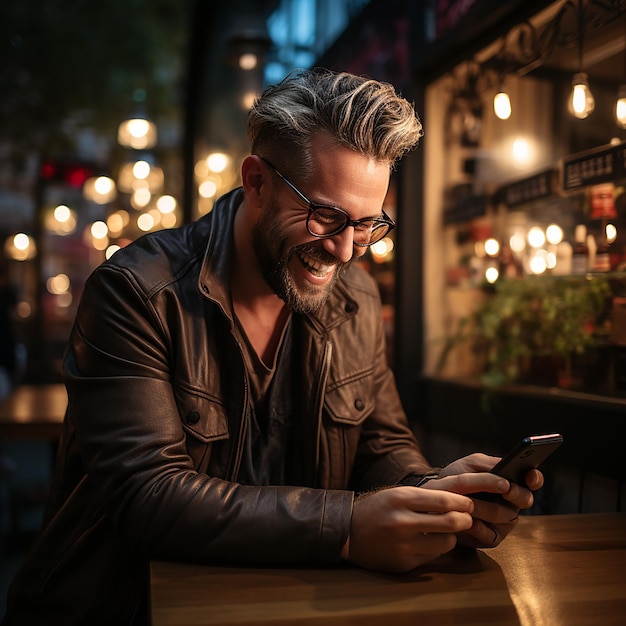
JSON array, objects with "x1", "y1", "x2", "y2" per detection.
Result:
[{"x1": 322, "y1": 227, "x2": 359, "y2": 263}]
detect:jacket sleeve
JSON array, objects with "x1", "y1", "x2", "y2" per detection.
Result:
[{"x1": 62, "y1": 262, "x2": 353, "y2": 566}]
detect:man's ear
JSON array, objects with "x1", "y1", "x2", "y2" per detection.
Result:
[{"x1": 241, "y1": 155, "x2": 266, "y2": 205}]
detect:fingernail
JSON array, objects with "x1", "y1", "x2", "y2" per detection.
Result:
[{"x1": 497, "y1": 479, "x2": 509, "y2": 492}]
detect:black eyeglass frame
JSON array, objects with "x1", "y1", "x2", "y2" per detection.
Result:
[{"x1": 259, "y1": 156, "x2": 395, "y2": 247}]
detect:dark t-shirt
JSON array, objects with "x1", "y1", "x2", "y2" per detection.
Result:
[{"x1": 235, "y1": 314, "x2": 301, "y2": 485}]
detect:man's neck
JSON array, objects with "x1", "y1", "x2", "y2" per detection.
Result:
[{"x1": 232, "y1": 197, "x2": 289, "y2": 366}]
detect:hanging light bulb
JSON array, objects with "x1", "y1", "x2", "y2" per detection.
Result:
[
  {"x1": 494, "y1": 90, "x2": 511, "y2": 120},
  {"x1": 568, "y1": 72, "x2": 595, "y2": 119},
  {"x1": 568, "y1": 1, "x2": 594, "y2": 120}
]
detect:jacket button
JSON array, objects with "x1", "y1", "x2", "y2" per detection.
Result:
[
  {"x1": 345, "y1": 301, "x2": 357, "y2": 313},
  {"x1": 354, "y1": 399, "x2": 365, "y2": 411},
  {"x1": 187, "y1": 410, "x2": 201, "y2": 424}
]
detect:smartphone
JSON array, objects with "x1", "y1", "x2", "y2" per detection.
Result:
[{"x1": 476, "y1": 433, "x2": 563, "y2": 500}]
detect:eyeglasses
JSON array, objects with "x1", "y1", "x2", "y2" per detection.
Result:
[{"x1": 259, "y1": 157, "x2": 395, "y2": 247}]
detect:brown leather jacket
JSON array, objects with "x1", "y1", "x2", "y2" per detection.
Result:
[{"x1": 3, "y1": 188, "x2": 432, "y2": 625}]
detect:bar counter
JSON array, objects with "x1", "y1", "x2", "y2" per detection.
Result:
[{"x1": 150, "y1": 512, "x2": 626, "y2": 625}]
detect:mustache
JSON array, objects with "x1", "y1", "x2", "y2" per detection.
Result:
[{"x1": 293, "y1": 242, "x2": 341, "y2": 267}]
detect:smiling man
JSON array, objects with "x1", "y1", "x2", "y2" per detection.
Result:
[{"x1": 3, "y1": 69, "x2": 543, "y2": 626}]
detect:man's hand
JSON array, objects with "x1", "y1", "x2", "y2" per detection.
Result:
[
  {"x1": 344, "y1": 486, "x2": 474, "y2": 573},
  {"x1": 423, "y1": 453, "x2": 544, "y2": 549}
]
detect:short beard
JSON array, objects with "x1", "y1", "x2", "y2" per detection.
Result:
[{"x1": 252, "y1": 210, "x2": 349, "y2": 315}]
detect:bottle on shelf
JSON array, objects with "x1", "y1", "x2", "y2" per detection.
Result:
[{"x1": 571, "y1": 224, "x2": 589, "y2": 275}]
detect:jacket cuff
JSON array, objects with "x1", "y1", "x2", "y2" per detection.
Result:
[
  {"x1": 319, "y1": 489, "x2": 354, "y2": 564},
  {"x1": 396, "y1": 468, "x2": 442, "y2": 488}
]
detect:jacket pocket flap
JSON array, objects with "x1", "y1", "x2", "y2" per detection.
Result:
[
  {"x1": 324, "y1": 376, "x2": 374, "y2": 425},
  {"x1": 176, "y1": 388, "x2": 229, "y2": 443}
]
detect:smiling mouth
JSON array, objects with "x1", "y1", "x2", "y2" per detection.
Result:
[{"x1": 297, "y1": 250, "x2": 335, "y2": 278}]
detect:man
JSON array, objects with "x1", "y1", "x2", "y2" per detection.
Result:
[{"x1": 3, "y1": 69, "x2": 542, "y2": 625}]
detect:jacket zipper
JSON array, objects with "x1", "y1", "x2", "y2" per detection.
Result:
[{"x1": 312, "y1": 340, "x2": 332, "y2": 479}]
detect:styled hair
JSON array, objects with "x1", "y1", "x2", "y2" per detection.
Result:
[{"x1": 247, "y1": 68, "x2": 423, "y2": 178}]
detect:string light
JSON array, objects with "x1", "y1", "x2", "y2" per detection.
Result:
[{"x1": 568, "y1": 0, "x2": 594, "y2": 119}]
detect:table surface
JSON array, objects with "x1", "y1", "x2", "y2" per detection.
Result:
[
  {"x1": 150, "y1": 512, "x2": 626, "y2": 626},
  {"x1": 0, "y1": 383, "x2": 67, "y2": 439}
]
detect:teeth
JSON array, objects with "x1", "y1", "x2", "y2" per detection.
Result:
[{"x1": 299, "y1": 251, "x2": 333, "y2": 276}]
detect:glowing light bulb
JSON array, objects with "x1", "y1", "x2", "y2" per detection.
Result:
[
  {"x1": 494, "y1": 91, "x2": 511, "y2": 120},
  {"x1": 568, "y1": 73, "x2": 594, "y2": 119}
]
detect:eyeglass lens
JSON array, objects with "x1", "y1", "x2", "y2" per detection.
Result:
[{"x1": 307, "y1": 207, "x2": 390, "y2": 245}]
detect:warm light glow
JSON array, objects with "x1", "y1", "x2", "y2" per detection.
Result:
[
  {"x1": 510, "y1": 232, "x2": 526, "y2": 254},
  {"x1": 55, "y1": 292, "x2": 73, "y2": 308},
  {"x1": 117, "y1": 117, "x2": 157, "y2": 149},
  {"x1": 54, "y1": 205, "x2": 72, "y2": 223},
  {"x1": 199, "y1": 180, "x2": 218, "y2": 199},
  {"x1": 494, "y1": 91, "x2": 511, "y2": 120},
  {"x1": 370, "y1": 237, "x2": 394, "y2": 263},
  {"x1": 242, "y1": 91, "x2": 258, "y2": 109},
  {"x1": 529, "y1": 251, "x2": 548, "y2": 274},
  {"x1": 106, "y1": 245, "x2": 121, "y2": 259},
  {"x1": 512, "y1": 138, "x2": 532, "y2": 167},
  {"x1": 239, "y1": 53, "x2": 258, "y2": 70},
  {"x1": 568, "y1": 72, "x2": 595, "y2": 119},
  {"x1": 484, "y1": 238, "x2": 500, "y2": 257},
  {"x1": 161, "y1": 213, "x2": 177, "y2": 228},
  {"x1": 16, "y1": 301, "x2": 31, "y2": 318},
  {"x1": 107, "y1": 212, "x2": 127, "y2": 235},
  {"x1": 133, "y1": 160, "x2": 151, "y2": 179},
  {"x1": 606, "y1": 223, "x2": 617, "y2": 243},
  {"x1": 485, "y1": 266, "x2": 499, "y2": 284},
  {"x1": 527, "y1": 227, "x2": 546, "y2": 248},
  {"x1": 207, "y1": 153, "x2": 229, "y2": 173},
  {"x1": 156, "y1": 194, "x2": 177, "y2": 214},
  {"x1": 131, "y1": 187, "x2": 152, "y2": 209},
  {"x1": 83, "y1": 176, "x2": 117, "y2": 204},
  {"x1": 46, "y1": 205, "x2": 77, "y2": 235},
  {"x1": 137, "y1": 213, "x2": 155, "y2": 231},
  {"x1": 84, "y1": 223, "x2": 109, "y2": 250},
  {"x1": 616, "y1": 85, "x2": 626, "y2": 128},
  {"x1": 46, "y1": 273, "x2": 70, "y2": 295},
  {"x1": 14, "y1": 233, "x2": 30, "y2": 251},
  {"x1": 194, "y1": 160, "x2": 210, "y2": 179},
  {"x1": 546, "y1": 224, "x2": 564, "y2": 245},
  {"x1": 5, "y1": 233, "x2": 36, "y2": 261},
  {"x1": 148, "y1": 208, "x2": 162, "y2": 226},
  {"x1": 91, "y1": 221, "x2": 108, "y2": 239}
]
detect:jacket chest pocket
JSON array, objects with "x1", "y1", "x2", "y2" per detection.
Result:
[
  {"x1": 324, "y1": 372, "x2": 374, "y2": 426},
  {"x1": 175, "y1": 387, "x2": 230, "y2": 472},
  {"x1": 319, "y1": 372, "x2": 375, "y2": 488}
]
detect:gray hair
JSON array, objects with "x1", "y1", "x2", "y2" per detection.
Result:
[{"x1": 247, "y1": 68, "x2": 423, "y2": 179}]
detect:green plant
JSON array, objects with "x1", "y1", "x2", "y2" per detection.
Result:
[{"x1": 438, "y1": 275, "x2": 612, "y2": 388}]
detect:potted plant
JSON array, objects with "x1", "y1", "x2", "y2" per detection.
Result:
[{"x1": 437, "y1": 274, "x2": 613, "y2": 390}]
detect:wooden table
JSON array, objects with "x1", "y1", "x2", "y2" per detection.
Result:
[
  {"x1": 0, "y1": 383, "x2": 66, "y2": 440},
  {"x1": 150, "y1": 512, "x2": 626, "y2": 626}
]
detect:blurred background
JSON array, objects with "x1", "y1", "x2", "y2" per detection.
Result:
[
  {"x1": 3, "y1": 0, "x2": 626, "y2": 616},
  {"x1": 0, "y1": 0, "x2": 372, "y2": 385}
]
